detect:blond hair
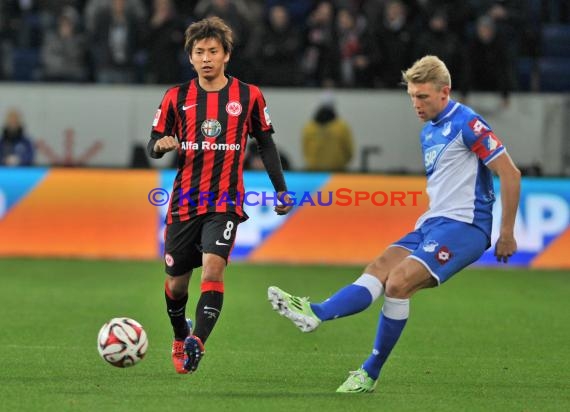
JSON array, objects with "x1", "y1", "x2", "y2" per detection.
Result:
[{"x1": 401, "y1": 55, "x2": 451, "y2": 90}]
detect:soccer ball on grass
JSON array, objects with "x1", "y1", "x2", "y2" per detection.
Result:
[{"x1": 97, "y1": 317, "x2": 148, "y2": 367}]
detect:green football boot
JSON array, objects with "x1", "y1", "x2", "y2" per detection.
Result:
[
  {"x1": 336, "y1": 368, "x2": 377, "y2": 393},
  {"x1": 267, "y1": 286, "x2": 321, "y2": 332}
]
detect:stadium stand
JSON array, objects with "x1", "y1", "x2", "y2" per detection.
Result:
[
  {"x1": 0, "y1": 0, "x2": 569, "y2": 92},
  {"x1": 538, "y1": 57, "x2": 570, "y2": 91},
  {"x1": 541, "y1": 23, "x2": 570, "y2": 57},
  {"x1": 11, "y1": 48, "x2": 41, "y2": 81},
  {"x1": 516, "y1": 57, "x2": 535, "y2": 91},
  {"x1": 538, "y1": 21, "x2": 570, "y2": 91}
]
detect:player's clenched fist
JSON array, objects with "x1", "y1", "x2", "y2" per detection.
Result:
[
  {"x1": 275, "y1": 191, "x2": 294, "y2": 215},
  {"x1": 153, "y1": 135, "x2": 180, "y2": 153}
]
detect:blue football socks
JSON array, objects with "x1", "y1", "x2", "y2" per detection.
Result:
[
  {"x1": 362, "y1": 296, "x2": 410, "y2": 380},
  {"x1": 310, "y1": 274, "x2": 383, "y2": 321}
]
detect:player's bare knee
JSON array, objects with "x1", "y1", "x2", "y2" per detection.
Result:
[
  {"x1": 201, "y1": 270, "x2": 224, "y2": 283},
  {"x1": 365, "y1": 256, "x2": 390, "y2": 282},
  {"x1": 385, "y1": 267, "x2": 414, "y2": 298},
  {"x1": 201, "y1": 264, "x2": 224, "y2": 282},
  {"x1": 201, "y1": 254, "x2": 226, "y2": 282},
  {"x1": 166, "y1": 275, "x2": 189, "y2": 298},
  {"x1": 385, "y1": 278, "x2": 409, "y2": 298}
]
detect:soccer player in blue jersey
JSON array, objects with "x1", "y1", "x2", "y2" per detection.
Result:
[{"x1": 268, "y1": 55, "x2": 521, "y2": 393}]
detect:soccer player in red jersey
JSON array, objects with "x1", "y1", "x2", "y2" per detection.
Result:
[{"x1": 147, "y1": 16, "x2": 293, "y2": 374}]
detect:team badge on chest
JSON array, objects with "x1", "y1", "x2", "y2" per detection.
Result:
[
  {"x1": 201, "y1": 119, "x2": 222, "y2": 138},
  {"x1": 442, "y1": 121, "x2": 451, "y2": 136},
  {"x1": 226, "y1": 101, "x2": 242, "y2": 116}
]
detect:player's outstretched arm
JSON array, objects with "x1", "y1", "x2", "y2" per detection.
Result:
[
  {"x1": 254, "y1": 134, "x2": 293, "y2": 216},
  {"x1": 487, "y1": 152, "x2": 521, "y2": 263}
]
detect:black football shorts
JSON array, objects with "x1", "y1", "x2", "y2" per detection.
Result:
[{"x1": 163, "y1": 212, "x2": 240, "y2": 276}]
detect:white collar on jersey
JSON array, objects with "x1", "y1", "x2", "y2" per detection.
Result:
[{"x1": 431, "y1": 100, "x2": 460, "y2": 125}]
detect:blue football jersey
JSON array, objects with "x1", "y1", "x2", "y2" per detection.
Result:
[{"x1": 416, "y1": 99, "x2": 506, "y2": 236}]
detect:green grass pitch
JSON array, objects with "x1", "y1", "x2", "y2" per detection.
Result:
[{"x1": 0, "y1": 258, "x2": 568, "y2": 412}]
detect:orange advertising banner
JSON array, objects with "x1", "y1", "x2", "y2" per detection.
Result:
[
  {"x1": 249, "y1": 175, "x2": 429, "y2": 265},
  {"x1": 0, "y1": 168, "x2": 158, "y2": 259},
  {"x1": 1, "y1": 169, "x2": 569, "y2": 268}
]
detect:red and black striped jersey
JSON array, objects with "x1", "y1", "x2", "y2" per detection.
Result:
[{"x1": 151, "y1": 76, "x2": 274, "y2": 224}]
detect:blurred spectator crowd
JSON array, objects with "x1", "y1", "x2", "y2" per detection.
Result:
[{"x1": 0, "y1": 0, "x2": 569, "y2": 92}]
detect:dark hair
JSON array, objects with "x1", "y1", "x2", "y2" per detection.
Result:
[{"x1": 184, "y1": 16, "x2": 234, "y2": 54}]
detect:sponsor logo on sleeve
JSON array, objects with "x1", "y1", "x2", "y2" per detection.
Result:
[
  {"x1": 263, "y1": 106, "x2": 272, "y2": 125},
  {"x1": 468, "y1": 118, "x2": 488, "y2": 136},
  {"x1": 152, "y1": 109, "x2": 161, "y2": 127},
  {"x1": 485, "y1": 134, "x2": 499, "y2": 151},
  {"x1": 472, "y1": 132, "x2": 503, "y2": 159}
]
